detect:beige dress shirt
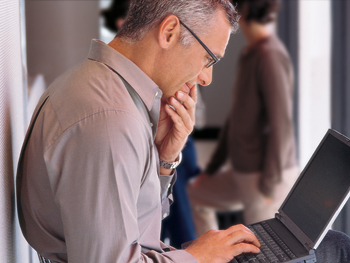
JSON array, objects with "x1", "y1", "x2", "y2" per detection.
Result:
[{"x1": 17, "y1": 40, "x2": 197, "y2": 263}]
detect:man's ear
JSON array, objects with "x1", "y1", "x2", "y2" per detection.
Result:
[{"x1": 158, "y1": 15, "x2": 181, "y2": 49}]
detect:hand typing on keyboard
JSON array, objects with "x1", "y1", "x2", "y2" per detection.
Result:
[
  {"x1": 185, "y1": 224, "x2": 261, "y2": 263},
  {"x1": 235, "y1": 223, "x2": 297, "y2": 263}
]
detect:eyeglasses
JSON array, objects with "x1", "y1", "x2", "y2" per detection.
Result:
[{"x1": 179, "y1": 20, "x2": 220, "y2": 68}]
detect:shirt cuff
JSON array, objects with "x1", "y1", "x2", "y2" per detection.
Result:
[
  {"x1": 159, "y1": 171, "x2": 177, "y2": 218},
  {"x1": 163, "y1": 250, "x2": 198, "y2": 263},
  {"x1": 159, "y1": 170, "x2": 177, "y2": 201},
  {"x1": 159, "y1": 171, "x2": 175, "y2": 190}
]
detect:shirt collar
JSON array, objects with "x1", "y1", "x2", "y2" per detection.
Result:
[{"x1": 87, "y1": 39, "x2": 161, "y2": 111}]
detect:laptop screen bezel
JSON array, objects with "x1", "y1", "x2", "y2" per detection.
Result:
[{"x1": 277, "y1": 129, "x2": 350, "y2": 250}]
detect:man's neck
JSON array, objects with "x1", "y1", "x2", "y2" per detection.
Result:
[
  {"x1": 108, "y1": 36, "x2": 158, "y2": 82},
  {"x1": 108, "y1": 38, "x2": 131, "y2": 58}
]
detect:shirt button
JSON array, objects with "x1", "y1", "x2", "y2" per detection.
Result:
[
  {"x1": 150, "y1": 122, "x2": 153, "y2": 127},
  {"x1": 155, "y1": 92, "x2": 159, "y2": 97},
  {"x1": 167, "y1": 183, "x2": 171, "y2": 189},
  {"x1": 163, "y1": 213, "x2": 168, "y2": 219}
]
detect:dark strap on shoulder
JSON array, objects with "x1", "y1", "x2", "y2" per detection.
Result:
[
  {"x1": 117, "y1": 73, "x2": 150, "y2": 124},
  {"x1": 38, "y1": 253, "x2": 60, "y2": 263}
]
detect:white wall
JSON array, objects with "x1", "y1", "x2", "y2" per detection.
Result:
[
  {"x1": 26, "y1": 1, "x2": 100, "y2": 86},
  {"x1": 201, "y1": 29, "x2": 246, "y2": 127}
]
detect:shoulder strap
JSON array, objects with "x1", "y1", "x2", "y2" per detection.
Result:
[{"x1": 116, "y1": 73, "x2": 151, "y2": 124}]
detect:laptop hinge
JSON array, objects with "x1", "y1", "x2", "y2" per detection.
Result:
[
  {"x1": 304, "y1": 243, "x2": 312, "y2": 251},
  {"x1": 275, "y1": 213, "x2": 282, "y2": 221},
  {"x1": 275, "y1": 212, "x2": 314, "y2": 252}
]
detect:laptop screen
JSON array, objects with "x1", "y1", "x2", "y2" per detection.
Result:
[{"x1": 281, "y1": 132, "x2": 350, "y2": 242}]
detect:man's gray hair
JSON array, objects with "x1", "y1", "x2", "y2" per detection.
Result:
[{"x1": 117, "y1": 0, "x2": 239, "y2": 46}]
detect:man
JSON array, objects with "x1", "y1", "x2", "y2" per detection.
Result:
[
  {"x1": 188, "y1": 0, "x2": 299, "y2": 233},
  {"x1": 16, "y1": 1, "x2": 261, "y2": 262},
  {"x1": 102, "y1": 0, "x2": 199, "y2": 249}
]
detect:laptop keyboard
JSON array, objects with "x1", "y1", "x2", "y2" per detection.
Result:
[{"x1": 234, "y1": 222, "x2": 297, "y2": 263}]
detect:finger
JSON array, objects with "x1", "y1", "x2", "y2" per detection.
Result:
[
  {"x1": 224, "y1": 230, "x2": 261, "y2": 259},
  {"x1": 231, "y1": 242, "x2": 261, "y2": 257},
  {"x1": 224, "y1": 225, "x2": 261, "y2": 248},
  {"x1": 225, "y1": 224, "x2": 255, "y2": 237},
  {"x1": 229, "y1": 230, "x2": 260, "y2": 247},
  {"x1": 176, "y1": 90, "x2": 195, "y2": 108},
  {"x1": 167, "y1": 97, "x2": 194, "y2": 132},
  {"x1": 177, "y1": 85, "x2": 197, "y2": 111},
  {"x1": 158, "y1": 101, "x2": 171, "y2": 121},
  {"x1": 175, "y1": 91, "x2": 195, "y2": 122},
  {"x1": 164, "y1": 103, "x2": 191, "y2": 139}
]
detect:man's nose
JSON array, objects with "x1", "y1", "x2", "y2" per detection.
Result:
[{"x1": 197, "y1": 66, "x2": 213, "y2": 86}]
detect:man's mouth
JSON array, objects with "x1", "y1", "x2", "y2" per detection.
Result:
[{"x1": 183, "y1": 83, "x2": 193, "y2": 95}]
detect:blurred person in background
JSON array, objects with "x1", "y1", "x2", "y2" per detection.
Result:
[
  {"x1": 188, "y1": 0, "x2": 299, "y2": 235},
  {"x1": 101, "y1": 0, "x2": 130, "y2": 32}
]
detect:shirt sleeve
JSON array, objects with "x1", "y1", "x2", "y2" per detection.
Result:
[
  {"x1": 44, "y1": 110, "x2": 196, "y2": 263},
  {"x1": 146, "y1": 250, "x2": 198, "y2": 263},
  {"x1": 257, "y1": 49, "x2": 295, "y2": 197}
]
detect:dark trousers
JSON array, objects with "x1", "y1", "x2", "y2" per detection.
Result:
[
  {"x1": 315, "y1": 230, "x2": 350, "y2": 263},
  {"x1": 161, "y1": 135, "x2": 199, "y2": 248}
]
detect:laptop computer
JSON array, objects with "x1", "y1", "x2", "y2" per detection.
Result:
[{"x1": 232, "y1": 129, "x2": 350, "y2": 263}]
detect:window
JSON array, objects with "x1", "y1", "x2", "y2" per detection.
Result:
[{"x1": 298, "y1": 0, "x2": 331, "y2": 168}]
